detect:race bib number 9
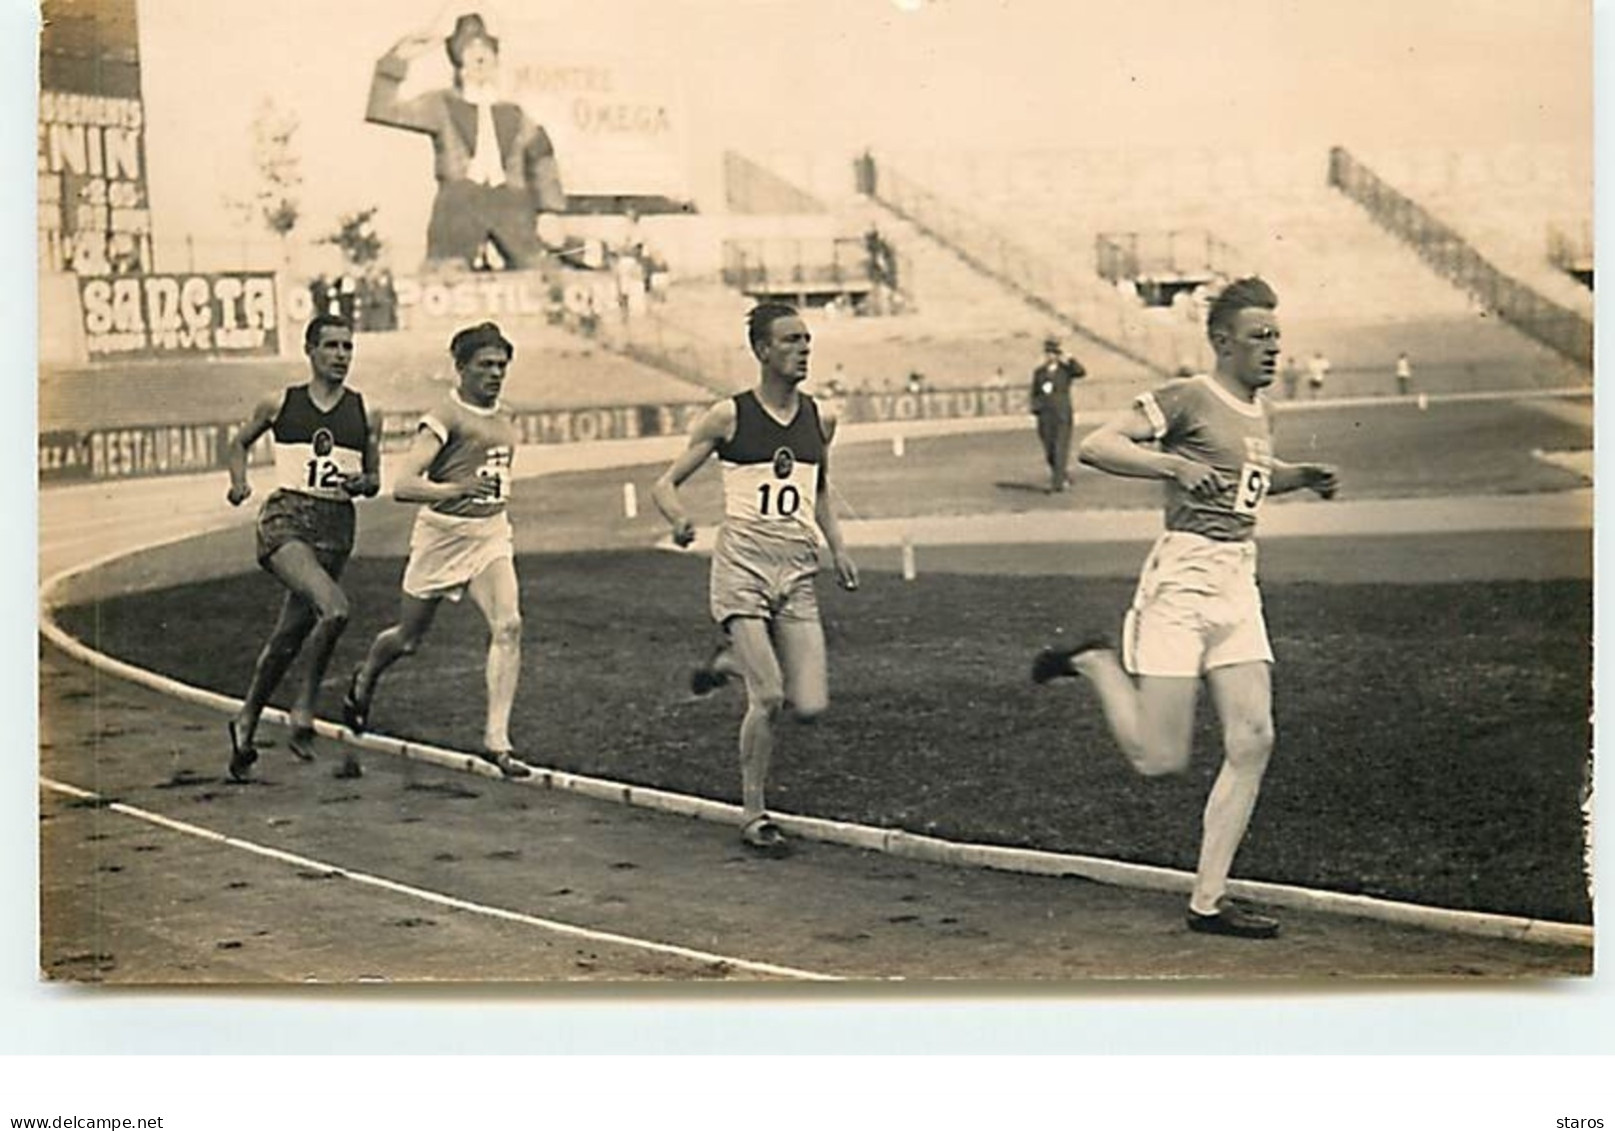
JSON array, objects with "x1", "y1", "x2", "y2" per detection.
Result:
[
  {"x1": 476, "y1": 464, "x2": 509, "y2": 501},
  {"x1": 1232, "y1": 462, "x2": 1271, "y2": 516}
]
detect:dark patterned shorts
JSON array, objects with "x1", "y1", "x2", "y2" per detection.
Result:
[{"x1": 255, "y1": 489, "x2": 355, "y2": 577}]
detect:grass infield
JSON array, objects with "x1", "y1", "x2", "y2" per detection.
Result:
[
  {"x1": 60, "y1": 551, "x2": 1592, "y2": 925},
  {"x1": 52, "y1": 397, "x2": 1593, "y2": 924}
]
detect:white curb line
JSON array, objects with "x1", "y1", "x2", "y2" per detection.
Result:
[
  {"x1": 39, "y1": 576, "x2": 1591, "y2": 951},
  {"x1": 39, "y1": 393, "x2": 1594, "y2": 953}
]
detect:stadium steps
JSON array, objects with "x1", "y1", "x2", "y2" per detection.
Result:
[
  {"x1": 1348, "y1": 144, "x2": 1593, "y2": 319},
  {"x1": 724, "y1": 150, "x2": 830, "y2": 214},
  {"x1": 1326, "y1": 146, "x2": 1592, "y2": 371},
  {"x1": 694, "y1": 151, "x2": 1159, "y2": 397},
  {"x1": 593, "y1": 280, "x2": 753, "y2": 396},
  {"x1": 862, "y1": 155, "x2": 1186, "y2": 379},
  {"x1": 867, "y1": 146, "x2": 1583, "y2": 391},
  {"x1": 835, "y1": 197, "x2": 1066, "y2": 338}
]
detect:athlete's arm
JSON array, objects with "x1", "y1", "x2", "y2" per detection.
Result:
[
  {"x1": 523, "y1": 124, "x2": 566, "y2": 214},
  {"x1": 391, "y1": 424, "x2": 496, "y2": 505},
  {"x1": 652, "y1": 400, "x2": 735, "y2": 547},
  {"x1": 814, "y1": 404, "x2": 858, "y2": 591},
  {"x1": 1078, "y1": 402, "x2": 1226, "y2": 500},
  {"x1": 224, "y1": 394, "x2": 280, "y2": 507},
  {"x1": 1269, "y1": 459, "x2": 1339, "y2": 499},
  {"x1": 343, "y1": 405, "x2": 384, "y2": 499},
  {"x1": 365, "y1": 34, "x2": 441, "y2": 132}
]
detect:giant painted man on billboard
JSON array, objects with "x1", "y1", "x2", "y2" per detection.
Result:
[
  {"x1": 366, "y1": 12, "x2": 567, "y2": 272},
  {"x1": 366, "y1": 9, "x2": 692, "y2": 273}
]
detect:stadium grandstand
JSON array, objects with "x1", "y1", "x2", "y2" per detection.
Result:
[{"x1": 42, "y1": 123, "x2": 1591, "y2": 469}]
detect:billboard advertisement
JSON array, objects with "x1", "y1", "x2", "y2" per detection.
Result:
[
  {"x1": 365, "y1": 10, "x2": 692, "y2": 272},
  {"x1": 79, "y1": 272, "x2": 282, "y2": 359},
  {"x1": 507, "y1": 51, "x2": 689, "y2": 203},
  {"x1": 39, "y1": 423, "x2": 273, "y2": 485},
  {"x1": 39, "y1": 0, "x2": 153, "y2": 276}
]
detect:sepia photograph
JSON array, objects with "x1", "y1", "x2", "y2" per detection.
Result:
[{"x1": 35, "y1": 0, "x2": 1594, "y2": 990}]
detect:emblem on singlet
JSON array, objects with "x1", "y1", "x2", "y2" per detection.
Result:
[
  {"x1": 313, "y1": 428, "x2": 334, "y2": 457},
  {"x1": 772, "y1": 447, "x2": 795, "y2": 479}
]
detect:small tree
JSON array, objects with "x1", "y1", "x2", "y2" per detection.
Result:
[
  {"x1": 223, "y1": 98, "x2": 302, "y2": 265},
  {"x1": 321, "y1": 207, "x2": 385, "y2": 271}
]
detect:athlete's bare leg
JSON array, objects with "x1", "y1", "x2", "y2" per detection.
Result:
[
  {"x1": 1070, "y1": 649, "x2": 1199, "y2": 776},
  {"x1": 725, "y1": 616, "x2": 785, "y2": 823},
  {"x1": 1191, "y1": 661, "x2": 1275, "y2": 915},
  {"x1": 234, "y1": 590, "x2": 317, "y2": 746},
  {"x1": 466, "y1": 557, "x2": 522, "y2": 754},
  {"x1": 774, "y1": 617, "x2": 829, "y2": 723},
  {"x1": 259, "y1": 542, "x2": 351, "y2": 742},
  {"x1": 353, "y1": 592, "x2": 442, "y2": 713}
]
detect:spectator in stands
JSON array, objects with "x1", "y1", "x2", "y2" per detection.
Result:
[
  {"x1": 1029, "y1": 336, "x2": 1086, "y2": 493},
  {"x1": 1281, "y1": 355, "x2": 1301, "y2": 400},
  {"x1": 373, "y1": 270, "x2": 400, "y2": 331},
  {"x1": 335, "y1": 273, "x2": 361, "y2": 323},
  {"x1": 866, "y1": 227, "x2": 899, "y2": 291},
  {"x1": 578, "y1": 288, "x2": 600, "y2": 337},
  {"x1": 644, "y1": 247, "x2": 671, "y2": 302},
  {"x1": 310, "y1": 275, "x2": 333, "y2": 319},
  {"x1": 1395, "y1": 352, "x2": 1414, "y2": 396},
  {"x1": 905, "y1": 371, "x2": 926, "y2": 395},
  {"x1": 854, "y1": 149, "x2": 878, "y2": 196},
  {"x1": 356, "y1": 275, "x2": 378, "y2": 331},
  {"x1": 988, "y1": 366, "x2": 1009, "y2": 389},
  {"x1": 1306, "y1": 350, "x2": 1330, "y2": 400},
  {"x1": 619, "y1": 207, "x2": 645, "y2": 263},
  {"x1": 614, "y1": 251, "x2": 642, "y2": 319}
]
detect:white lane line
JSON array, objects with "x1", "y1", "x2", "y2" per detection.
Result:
[
  {"x1": 40, "y1": 518, "x2": 1594, "y2": 952},
  {"x1": 38, "y1": 400, "x2": 1596, "y2": 953},
  {"x1": 39, "y1": 777, "x2": 842, "y2": 983}
]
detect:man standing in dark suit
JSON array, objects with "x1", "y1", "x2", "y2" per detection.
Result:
[
  {"x1": 367, "y1": 13, "x2": 566, "y2": 271},
  {"x1": 1030, "y1": 335, "x2": 1085, "y2": 492}
]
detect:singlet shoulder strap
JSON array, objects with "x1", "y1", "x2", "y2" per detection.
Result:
[{"x1": 800, "y1": 392, "x2": 828, "y2": 443}]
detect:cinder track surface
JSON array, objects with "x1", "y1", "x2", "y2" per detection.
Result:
[{"x1": 38, "y1": 402, "x2": 1594, "y2": 983}]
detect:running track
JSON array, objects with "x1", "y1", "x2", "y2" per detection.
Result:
[{"x1": 37, "y1": 407, "x2": 1594, "y2": 982}]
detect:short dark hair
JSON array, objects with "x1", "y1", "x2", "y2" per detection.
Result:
[
  {"x1": 1206, "y1": 276, "x2": 1278, "y2": 342},
  {"x1": 450, "y1": 321, "x2": 514, "y2": 365},
  {"x1": 304, "y1": 313, "x2": 353, "y2": 351},
  {"x1": 746, "y1": 302, "x2": 799, "y2": 355}
]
